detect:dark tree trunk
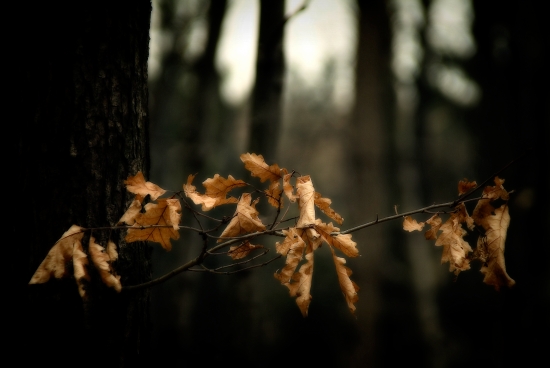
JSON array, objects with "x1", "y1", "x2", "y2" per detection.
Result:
[
  {"x1": 14, "y1": 1, "x2": 152, "y2": 367},
  {"x1": 248, "y1": 0, "x2": 286, "y2": 162}
]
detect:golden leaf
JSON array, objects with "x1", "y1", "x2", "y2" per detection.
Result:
[
  {"x1": 29, "y1": 225, "x2": 85, "y2": 284},
  {"x1": 183, "y1": 174, "x2": 244, "y2": 211},
  {"x1": 125, "y1": 198, "x2": 181, "y2": 250},
  {"x1": 218, "y1": 193, "x2": 266, "y2": 242},
  {"x1": 275, "y1": 228, "x2": 307, "y2": 282},
  {"x1": 472, "y1": 177, "x2": 515, "y2": 290},
  {"x1": 286, "y1": 242, "x2": 314, "y2": 317},
  {"x1": 240, "y1": 152, "x2": 284, "y2": 183},
  {"x1": 124, "y1": 172, "x2": 166, "y2": 200},
  {"x1": 330, "y1": 246, "x2": 359, "y2": 314},
  {"x1": 424, "y1": 214, "x2": 442, "y2": 240},
  {"x1": 73, "y1": 241, "x2": 90, "y2": 299}
]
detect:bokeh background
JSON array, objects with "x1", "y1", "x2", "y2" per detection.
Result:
[{"x1": 146, "y1": 0, "x2": 548, "y2": 366}]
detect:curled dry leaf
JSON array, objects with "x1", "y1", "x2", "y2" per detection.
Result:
[
  {"x1": 314, "y1": 192, "x2": 343, "y2": 225},
  {"x1": 435, "y1": 203, "x2": 473, "y2": 273},
  {"x1": 283, "y1": 172, "x2": 297, "y2": 203},
  {"x1": 240, "y1": 152, "x2": 285, "y2": 183},
  {"x1": 458, "y1": 179, "x2": 477, "y2": 195},
  {"x1": 184, "y1": 174, "x2": 245, "y2": 211},
  {"x1": 228, "y1": 242, "x2": 261, "y2": 260},
  {"x1": 73, "y1": 242, "x2": 90, "y2": 299},
  {"x1": 265, "y1": 181, "x2": 283, "y2": 208},
  {"x1": 287, "y1": 244, "x2": 314, "y2": 317},
  {"x1": 124, "y1": 172, "x2": 166, "y2": 200},
  {"x1": 218, "y1": 193, "x2": 266, "y2": 242},
  {"x1": 89, "y1": 237, "x2": 122, "y2": 292},
  {"x1": 29, "y1": 225, "x2": 85, "y2": 284},
  {"x1": 296, "y1": 176, "x2": 320, "y2": 242},
  {"x1": 472, "y1": 177, "x2": 515, "y2": 290},
  {"x1": 125, "y1": 198, "x2": 181, "y2": 250},
  {"x1": 330, "y1": 246, "x2": 359, "y2": 315},
  {"x1": 117, "y1": 195, "x2": 144, "y2": 226},
  {"x1": 403, "y1": 216, "x2": 425, "y2": 232},
  {"x1": 315, "y1": 222, "x2": 359, "y2": 258}
]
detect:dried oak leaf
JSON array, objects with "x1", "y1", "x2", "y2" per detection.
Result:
[
  {"x1": 286, "y1": 243, "x2": 314, "y2": 317},
  {"x1": 275, "y1": 228, "x2": 307, "y2": 282},
  {"x1": 89, "y1": 237, "x2": 121, "y2": 292},
  {"x1": 472, "y1": 177, "x2": 515, "y2": 290},
  {"x1": 296, "y1": 176, "x2": 321, "y2": 242},
  {"x1": 424, "y1": 214, "x2": 442, "y2": 240},
  {"x1": 124, "y1": 172, "x2": 166, "y2": 200},
  {"x1": 73, "y1": 241, "x2": 90, "y2": 299},
  {"x1": 315, "y1": 222, "x2": 359, "y2": 258},
  {"x1": 125, "y1": 198, "x2": 181, "y2": 251},
  {"x1": 265, "y1": 181, "x2": 283, "y2": 208},
  {"x1": 117, "y1": 194, "x2": 144, "y2": 225},
  {"x1": 184, "y1": 174, "x2": 245, "y2": 211},
  {"x1": 314, "y1": 192, "x2": 343, "y2": 225},
  {"x1": 240, "y1": 152, "x2": 285, "y2": 183},
  {"x1": 330, "y1": 246, "x2": 359, "y2": 315},
  {"x1": 283, "y1": 172, "x2": 297, "y2": 203},
  {"x1": 29, "y1": 225, "x2": 85, "y2": 284},
  {"x1": 228, "y1": 241, "x2": 261, "y2": 260},
  {"x1": 435, "y1": 203, "x2": 473, "y2": 273},
  {"x1": 218, "y1": 193, "x2": 266, "y2": 242},
  {"x1": 403, "y1": 216, "x2": 426, "y2": 232},
  {"x1": 458, "y1": 178, "x2": 477, "y2": 195}
]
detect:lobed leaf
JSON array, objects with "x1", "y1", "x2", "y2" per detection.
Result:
[
  {"x1": 218, "y1": 193, "x2": 266, "y2": 242},
  {"x1": 330, "y1": 246, "x2": 359, "y2": 315},
  {"x1": 124, "y1": 172, "x2": 166, "y2": 200},
  {"x1": 240, "y1": 152, "x2": 284, "y2": 183},
  {"x1": 125, "y1": 199, "x2": 181, "y2": 250},
  {"x1": 184, "y1": 174, "x2": 244, "y2": 211}
]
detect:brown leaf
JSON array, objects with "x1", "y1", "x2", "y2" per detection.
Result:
[
  {"x1": 315, "y1": 222, "x2": 359, "y2": 257},
  {"x1": 117, "y1": 195, "x2": 144, "y2": 225},
  {"x1": 330, "y1": 246, "x2": 359, "y2": 314},
  {"x1": 240, "y1": 152, "x2": 284, "y2": 183},
  {"x1": 265, "y1": 181, "x2": 283, "y2": 208},
  {"x1": 403, "y1": 216, "x2": 425, "y2": 232},
  {"x1": 218, "y1": 193, "x2": 266, "y2": 242},
  {"x1": 472, "y1": 177, "x2": 515, "y2": 290},
  {"x1": 73, "y1": 242, "x2": 90, "y2": 299},
  {"x1": 314, "y1": 192, "x2": 343, "y2": 225},
  {"x1": 287, "y1": 243, "x2": 314, "y2": 317},
  {"x1": 184, "y1": 174, "x2": 245, "y2": 211},
  {"x1": 89, "y1": 237, "x2": 122, "y2": 292},
  {"x1": 283, "y1": 172, "x2": 297, "y2": 202},
  {"x1": 458, "y1": 178, "x2": 477, "y2": 195},
  {"x1": 296, "y1": 176, "x2": 321, "y2": 242},
  {"x1": 124, "y1": 172, "x2": 166, "y2": 200},
  {"x1": 125, "y1": 199, "x2": 181, "y2": 250},
  {"x1": 434, "y1": 203, "x2": 473, "y2": 273},
  {"x1": 424, "y1": 214, "x2": 442, "y2": 240},
  {"x1": 29, "y1": 225, "x2": 85, "y2": 284},
  {"x1": 274, "y1": 228, "x2": 307, "y2": 285},
  {"x1": 228, "y1": 242, "x2": 261, "y2": 260}
]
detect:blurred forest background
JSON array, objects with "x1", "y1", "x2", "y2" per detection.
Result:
[{"x1": 146, "y1": 0, "x2": 548, "y2": 367}]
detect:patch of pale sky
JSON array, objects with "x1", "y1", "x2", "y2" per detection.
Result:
[{"x1": 216, "y1": 0, "x2": 357, "y2": 111}]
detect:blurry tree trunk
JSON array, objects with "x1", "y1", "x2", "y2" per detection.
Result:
[
  {"x1": 248, "y1": 0, "x2": 286, "y2": 162},
  {"x1": 347, "y1": 0, "x2": 392, "y2": 365},
  {"x1": 14, "y1": 1, "x2": 152, "y2": 367}
]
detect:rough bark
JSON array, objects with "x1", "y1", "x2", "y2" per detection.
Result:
[{"x1": 14, "y1": 1, "x2": 152, "y2": 366}]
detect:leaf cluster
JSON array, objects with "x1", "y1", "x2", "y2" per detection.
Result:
[{"x1": 29, "y1": 153, "x2": 515, "y2": 316}]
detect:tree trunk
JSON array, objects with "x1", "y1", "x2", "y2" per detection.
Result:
[
  {"x1": 14, "y1": 1, "x2": 152, "y2": 366},
  {"x1": 248, "y1": 0, "x2": 285, "y2": 162}
]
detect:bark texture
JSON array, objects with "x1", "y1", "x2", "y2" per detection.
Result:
[{"x1": 14, "y1": 1, "x2": 152, "y2": 367}]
